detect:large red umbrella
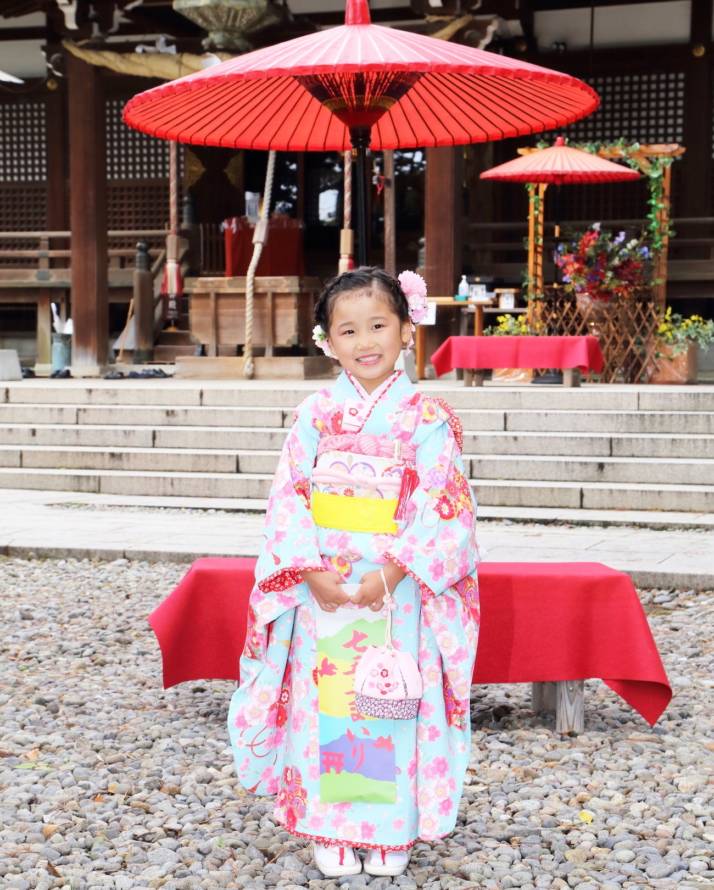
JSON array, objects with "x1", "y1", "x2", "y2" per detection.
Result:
[
  {"x1": 124, "y1": 0, "x2": 598, "y2": 264},
  {"x1": 480, "y1": 136, "x2": 641, "y2": 298}
]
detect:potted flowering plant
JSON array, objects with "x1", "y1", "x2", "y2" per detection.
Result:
[
  {"x1": 485, "y1": 313, "x2": 530, "y2": 336},
  {"x1": 649, "y1": 307, "x2": 714, "y2": 384},
  {"x1": 555, "y1": 224, "x2": 653, "y2": 315},
  {"x1": 485, "y1": 313, "x2": 533, "y2": 382}
]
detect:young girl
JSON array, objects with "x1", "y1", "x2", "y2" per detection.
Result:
[{"x1": 228, "y1": 267, "x2": 480, "y2": 878}]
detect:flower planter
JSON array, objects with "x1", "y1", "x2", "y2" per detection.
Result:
[{"x1": 649, "y1": 342, "x2": 698, "y2": 384}]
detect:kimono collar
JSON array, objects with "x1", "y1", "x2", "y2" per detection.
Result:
[
  {"x1": 345, "y1": 369, "x2": 403, "y2": 403},
  {"x1": 337, "y1": 369, "x2": 407, "y2": 434}
]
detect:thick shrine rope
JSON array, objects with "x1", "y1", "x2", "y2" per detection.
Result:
[{"x1": 243, "y1": 149, "x2": 277, "y2": 379}]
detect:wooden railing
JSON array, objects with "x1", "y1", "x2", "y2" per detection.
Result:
[{"x1": 0, "y1": 230, "x2": 166, "y2": 275}]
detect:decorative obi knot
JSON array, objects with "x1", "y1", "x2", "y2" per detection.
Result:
[{"x1": 317, "y1": 433, "x2": 417, "y2": 462}]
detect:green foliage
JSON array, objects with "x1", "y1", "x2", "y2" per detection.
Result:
[
  {"x1": 656, "y1": 307, "x2": 714, "y2": 354},
  {"x1": 485, "y1": 313, "x2": 531, "y2": 336}
]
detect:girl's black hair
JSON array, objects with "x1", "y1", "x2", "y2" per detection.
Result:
[{"x1": 314, "y1": 266, "x2": 410, "y2": 333}]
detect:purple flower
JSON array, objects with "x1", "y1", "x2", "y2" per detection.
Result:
[{"x1": 614, "y1": 231, "x2": 626, "y2": 245}]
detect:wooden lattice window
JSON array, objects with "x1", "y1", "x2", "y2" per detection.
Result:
[
  {"x1": 0, "y1": 99, "x2": 47, "y2": 183},
  {"x1": 106, "y1": 97, "x2": 170, "y2": 181},
  {"x1": 108, "y1": 181, "x2": 169, "y2": 231},
  {"x1": 565, "y1": 71, "x2": 685, "y2": 144},
  {"x1": 541, "y1": 70, "x2": 686, "y2": 222}
]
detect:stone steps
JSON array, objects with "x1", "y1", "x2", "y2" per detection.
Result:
[
  {"x1": 2, "y1": 444, "x2": 713, "y2": 486},
  {"x1": 0, "y1": 381, "x2": 712, "y2": 514},
  {"x1": 0, "y1": 465, "x2": 712, "y2": 511},
  {"x1": 5, "y1": 381, "x2": 714, "y2": 411},
  {"x1": 1, "y1": 403, "x2": 713, "y2": 434},
  {"x1": 1, "y1": 424, "x2": 713, "y2": 459}
]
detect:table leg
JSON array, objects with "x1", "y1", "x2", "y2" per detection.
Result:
[
  {"x1": 532, "y1": 681, "x2": 556, "y2": 714},
  {"x1": 463, "y1": 369, "x2": 473, "y2": 387},
  {"x1": 416, "y1": 325, "x2": 426, "y2": 380},
  {"x1": 209, "y1": 291, "x2": 218, "y2": 358},
  {"x1": 556, "y1": 680, "x2": 584, "y2": 734},
  {"x1": 475, "y1": 305, "x2": 484, "y2": 337},
  {"x1": 563, "y1": 369, "x2": 581, "y2": 387}
]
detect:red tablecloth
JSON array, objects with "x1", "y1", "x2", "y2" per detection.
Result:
[
  {"x1": 149, "y1": 559, "x2": 671, "y2": 726},
  {"x1": 431, "y1": 335, "x2": 604, "y2": 377},
  {"x1": 224, "y1": 217, "x2": 305, "y2": 277}
]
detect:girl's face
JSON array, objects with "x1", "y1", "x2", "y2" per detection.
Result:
[{"x1": 327, "y1": 285, "x2": 412, "y2": 394}]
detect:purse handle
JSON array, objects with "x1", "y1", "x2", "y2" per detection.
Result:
[{"x1": 379, "y1": 567, "x2": 395, "y2": 649}]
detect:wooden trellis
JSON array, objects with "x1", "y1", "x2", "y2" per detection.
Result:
[{"x1": 535, "y1": 286, "x2": 661, "y2": 383}]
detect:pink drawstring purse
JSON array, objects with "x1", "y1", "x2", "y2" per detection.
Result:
[{"x1": 353, "y1": 568, "x2": 423, "y2": 720}]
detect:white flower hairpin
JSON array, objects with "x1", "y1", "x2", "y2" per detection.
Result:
[{"x1": 312, "y1": 323, "x2": 336, "y2": 359}]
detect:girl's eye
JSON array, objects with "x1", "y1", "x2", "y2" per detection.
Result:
[
  {"x1": 373, "y1": 323, "x2": 384, "y2": 330},
  {"x1": 342, "y1": 329, "x2": 354, "y2": 336}
]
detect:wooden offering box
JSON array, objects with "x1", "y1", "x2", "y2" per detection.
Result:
[{"x1": 186, "y1": 276, "x2": 321, "y2": 356}]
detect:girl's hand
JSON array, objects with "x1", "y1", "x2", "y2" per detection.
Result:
[
  {"x1": 352, "y1": 563, "x2": 406, "y2": 612},
  {"x1": 301, "y1": 570, "x2": 351, "y2": 613}
]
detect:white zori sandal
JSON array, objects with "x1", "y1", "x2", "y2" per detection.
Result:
[
  {"x1": 312, "y1": 843, "x2": 362, "y2": 877},
  {"x1": 363, "y1": 846, "x2": 410, "y2": 876}
]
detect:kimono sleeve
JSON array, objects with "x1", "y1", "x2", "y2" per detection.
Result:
[
  {"x1": 384, "y1": 398, "x2": 478, "y2": 599},
  {"x1": 254, "y1": 392, "x2": 326, "y2": 595}
]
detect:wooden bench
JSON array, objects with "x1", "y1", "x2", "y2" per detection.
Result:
[{"x1": 148, "y1": 559, "x2": 671, "y2": 736}]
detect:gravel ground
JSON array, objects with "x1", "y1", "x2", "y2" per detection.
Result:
[{"x1": 0, "y1": 556, "x2": 712, "y2": 890}]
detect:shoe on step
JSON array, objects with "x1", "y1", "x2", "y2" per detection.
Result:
[
  {"x1": 363, "y1": 846, "x2": 410, "y2": 876},
  {"x1": 313, "y1": 843, "x2": 362, "y2": 877}
]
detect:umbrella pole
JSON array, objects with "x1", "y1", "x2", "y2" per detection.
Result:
[
  {"x1": 350, "y1": 127, "x2": 371, "y2": 267},
  {"x1": 339, "y1": 150, "x2": 354, "y2": 273}
]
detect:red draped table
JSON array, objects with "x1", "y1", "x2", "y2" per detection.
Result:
[
  {"x1": 149, "y1": 559, "x2": 670, "y2": 733},
  {"x1": 431, "y1": 335, "x2": 604, "y2": 386}
]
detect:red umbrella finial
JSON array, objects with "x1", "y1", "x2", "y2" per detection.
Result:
[{"x1": 346, "y1": 0, "x2": 371, "y2": 25}]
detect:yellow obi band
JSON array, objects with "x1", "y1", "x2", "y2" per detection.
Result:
[{"x1": 311, "y1": 490, "x2": 398, "y2": 534}]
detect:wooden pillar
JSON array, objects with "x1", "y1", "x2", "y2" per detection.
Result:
[
  {"x1": 383, "y1": 150, "x2": 396, "y2": 275},
  {"x1": 424, "y1": 147, "x2": 462, "y2": 297},
  {"x1": 422, "y1": 147, "x2": 462, "y2": 377},
  {"x1": 45, "y1": 83, "x2": 67, "y2": 231},
  {"x1": 681, "y1": 0, "x2": 712, "y2": 217},
  {"x1": 67, "y1": 53, "x2": 108, "y2": 375},
  {"x1": 655, "y1": 163, "x2": 673, "y2": 308}
]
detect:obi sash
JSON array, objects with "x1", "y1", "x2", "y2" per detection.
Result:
[{"x1": 310, "y1": 446, "x2": 407, "y2": 534}]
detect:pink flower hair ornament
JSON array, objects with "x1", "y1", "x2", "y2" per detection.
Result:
[
  {"x1": 399, "y1": 269, "x2": 428, "y2": 350},
  {"x1": 312, "y1": 270, "x2": 428, "y2": 356}
]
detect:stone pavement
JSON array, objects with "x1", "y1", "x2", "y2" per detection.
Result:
[{"x1": 1, "y1": 488, "x2": 712, "y2": 589}]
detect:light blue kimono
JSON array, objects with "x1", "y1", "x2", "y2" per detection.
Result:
[{"x1": 228, "y1": 369, "x2": 480, "y2": 851}]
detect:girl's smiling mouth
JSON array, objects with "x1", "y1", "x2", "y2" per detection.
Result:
[{"x1": 356, "y1": 354, "x2": 381, "y2": 365}]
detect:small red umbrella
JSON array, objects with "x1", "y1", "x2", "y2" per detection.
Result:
[
  {"x1": 124, "y1": 0, "x2": 598, "y2": 264},
  {"x1": 480, "y1": 136, "x2": 641, "y2": 184}
]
